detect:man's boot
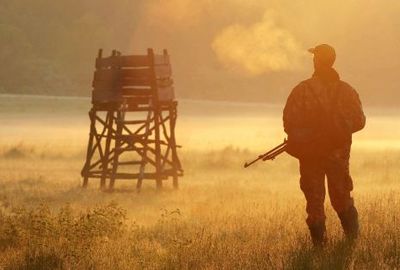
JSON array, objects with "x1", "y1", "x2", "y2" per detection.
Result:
[
  {"x1": 308, "y1": 222, "x2": 326, "y2": 247},
  {"x1": 338, "y1": 205, "x2": 359, "y2": 240}
]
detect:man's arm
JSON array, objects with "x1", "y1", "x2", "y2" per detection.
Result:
[
  {"x1": 283, "y1": 83, "x2": 305, "y2": 134},
  {"x1": 341, "y1": 84, "x2": 366, "y2": 133}
]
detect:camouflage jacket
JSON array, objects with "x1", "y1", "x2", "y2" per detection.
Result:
[{"x1": 283, "y1": 69, "x2": 366, "y2": 154}]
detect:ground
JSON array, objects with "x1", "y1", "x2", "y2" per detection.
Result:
[{"x1": 0, "y1": 95, "x2": 399, "y2": 269}]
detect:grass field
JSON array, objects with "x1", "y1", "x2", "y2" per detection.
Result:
[{"x1": 0, "y1": 95, "x2": 399, "y2": 269}]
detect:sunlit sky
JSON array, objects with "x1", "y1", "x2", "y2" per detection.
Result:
[{"x1": 128, "y1": 0, "x2": 400, "y2": 105}]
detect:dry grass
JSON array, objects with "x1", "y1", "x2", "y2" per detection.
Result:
[
  {"x1": 0, "y1": 95, "x2": 399, "y2": 269},
  {"x1": 0, "y1": 145, "x2": 399, "y2": 269}
]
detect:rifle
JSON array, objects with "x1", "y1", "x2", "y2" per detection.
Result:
[{"x1": 243, "y1": 139, "x2": 287, "y2": 168}]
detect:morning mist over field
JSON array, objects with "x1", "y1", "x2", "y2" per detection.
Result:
[
  {"x1": 1, "y1": 1, "x2": 400, "y2": 268},
  {"x1": 1, "y1": 0, "x2": 399, "y2": 105}
]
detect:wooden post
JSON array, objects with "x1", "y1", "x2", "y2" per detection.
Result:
[
  {"x1": 109, "y1": 110, "x2": 123, "y2": 190},
  {"x1": 154, "y1": 109, "x2": 163, "y2": 189},
  {"x1": 148, "y1": 48, "x2": 163, "y2": 190},
  {"x1": 169, "y1": 104, "x2": 179, "y2": 189},
  {"x1": 82, "y1": 109, "x2": 96, "y2": 188},
  {"x1": 137, "y1": 107, "x2": 152, "y2": 192},
  {"x1": 100, "y1": 111, "x2": 114, "y2": 189}
]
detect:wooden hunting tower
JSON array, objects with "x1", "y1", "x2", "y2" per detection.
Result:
[{"x1": 81, "y1": 49, "x2": 183, "y2": 191}]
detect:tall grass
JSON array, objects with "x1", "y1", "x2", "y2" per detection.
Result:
[
  {"x1": 0, "y1": 197, "x2": 399, "y2": 269},
  {"x1": 0, "y1": 144, "x2": 399, "y2": 269}
]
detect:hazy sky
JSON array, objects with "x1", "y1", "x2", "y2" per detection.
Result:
[
  {"x1": 126, "y1": 0, "x2": 399, "y2": 105},
  {"x1": 5, "y1": 0, "x2": 394, "y2": 104}
]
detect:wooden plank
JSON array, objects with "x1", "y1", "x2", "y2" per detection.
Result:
[
  {"x1": 93, "y1": 79, "x2": 152, "y2": 89},
  {"x1": 92, "y1": 80, "x2": 115, "y2": 89},
  {"x1": 94, "y1": 69, "x2": 152, "y2": 80},
  {"x1": 114, "y1": 173, "x2": 168, "y2": 180},
  {"x1": 96, "y1": 54, "x2": 170, "y2": 68},
  {"x1": 85, "y1": 172, "x2": 169, "y2": 180},
  {"x1": 117, "y1": 134, "x2": 147, "y2": 140},
  {"x1": 92, "y1": 67, "x2": 172, "y2": 89},
  {"x1": 120, "y1": 68, "x2": 152, "y2": 78},
  {"x1": 92, "y1": 102, "x2": 175, "y2": 112},
  {"x1": 91, "y1": 90, "x2": 122, "y2": 104},
  {"x1": 116, "y1": 161, "x2": 145, "y2": 166},
  {"x1": 120, "y1": 120, "x2": 148, "y2": 125},
  {"x1": 92, "y1": 95, "x2": 151, "y2": 105},
  {"x1": 120, "y1": 78, "x2": 152, "y2": 87},
  {"x1": 96, "y1": 55, "x2": 151, "y2": 68},
  {"x1": 125, "y1": 96, "x2": 152, "y2": 104},
  {"x1": 93, "y1": 82, "x2": 153, "y2": 93},
  {"x1": 121, "y1": 88, "x2": 153, "y2": 96},
  {"x1": 86, "y1": 172, "x2": 183, "y2": 180},
  {"x1": 93, "y1": 69, "x2": 118, "y2": 82}
]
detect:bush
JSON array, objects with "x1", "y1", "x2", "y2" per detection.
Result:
[{"x1": 0, "y1": 203, "x2": 127, "y2": 269}]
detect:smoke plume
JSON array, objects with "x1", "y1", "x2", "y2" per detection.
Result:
[{"x1": 212, "y1": 11, "x2": 305, "y2": 75}]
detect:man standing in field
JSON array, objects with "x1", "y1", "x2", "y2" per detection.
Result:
[{"x1": 283, "y1": 44, "x2": 366, "y2": 246}]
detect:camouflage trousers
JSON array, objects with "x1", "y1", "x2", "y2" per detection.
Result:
[{"x1": 299, "y1": 146, "x2": 355, "y2": 226}]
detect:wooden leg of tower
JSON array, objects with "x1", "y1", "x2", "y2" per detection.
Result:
[
  {"x1": 109, "y1": 111, "x2": 122, "y2": 190},
  {"x1": 154, "y1": 108, "x2": 163, "y2": 190},
  {"x1": 170, "y1": 104, "x2": 179, "y2": 190},
  {"x1": 136, "y1": 147, "x2": 145, "y2": 192},
  {"x1": 100, "y1": 111, "x2": 114, "y2": 190},
  {"x1": 82, "y1": 177, "x2": 89, "y2": 189},
  {"x1": 82, "y1": 109, "x2": 96, "y2": 188},
  {"x1": 137, "y1": 107, "x2": 153, "y2": 192},
  {"x1": 136, "y1": 148, "x2": 145, "y2": 193}
]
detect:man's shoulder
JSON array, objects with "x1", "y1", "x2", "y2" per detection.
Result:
[
  {"x1": 287, "y1": 79, "x2": 315, "y2": 100},
  {"x1": 291, "y1": 79, "x2": 311, "y2": 92},
  {"x1": 338, "y1": 80, "x2": 360, "y2": 97},
  {"x1": 297, "y1": 77, "x2": 322, "y2": 89},
  {"x1": 338, "y1": 80, "x2": 355, "y2": 90},
  {"x1": 297, "y1": 78, "x2": 314, "y2": 87}
]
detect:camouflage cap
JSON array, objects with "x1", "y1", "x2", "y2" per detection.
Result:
[{"x1": 308, "y1": 44, "x2": 336, "y2": 66}]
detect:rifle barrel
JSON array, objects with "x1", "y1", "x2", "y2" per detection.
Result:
[
  {"x1": 244, "y1": 158, "x2": 261, "y2": 168},
  {"x1": 243, "y1": 139, "x2": 287, "y2": 168}
]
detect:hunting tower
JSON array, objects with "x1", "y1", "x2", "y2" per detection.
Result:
[{"x1": 81, "y1": 49, "x2": 183, "y2": 191}]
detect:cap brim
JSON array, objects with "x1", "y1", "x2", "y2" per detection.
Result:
[{"x1": 308, "y1": 48, "x2": 315, "y2": 54}]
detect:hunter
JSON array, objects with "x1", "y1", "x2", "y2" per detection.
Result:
[{"x1": 283, "y1": 44, "x2": 366, "y2": 246}]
